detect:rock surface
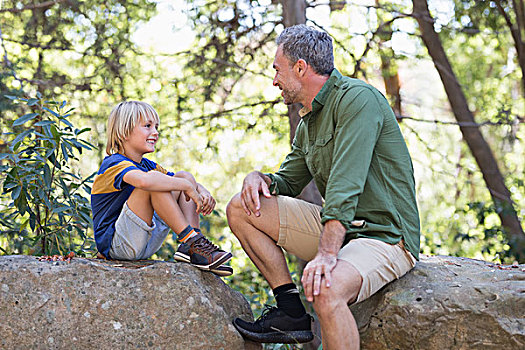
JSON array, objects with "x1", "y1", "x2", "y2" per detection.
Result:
[
  {"x1": 0, "y1": 255, "x2": 261, "y2": 350},
  {"x1": 351, "y1": 255, "x2": 525, "y2": 350}
]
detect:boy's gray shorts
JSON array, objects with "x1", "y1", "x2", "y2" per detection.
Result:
[{"x1": 109, "y1": 202, "x2": 170, "y2": 260}]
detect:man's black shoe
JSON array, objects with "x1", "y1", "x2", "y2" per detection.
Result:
[{"x1": 233, "y1": 305, "x2": 313, "y2": 344}]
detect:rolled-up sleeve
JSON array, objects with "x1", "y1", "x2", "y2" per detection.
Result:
[{"x1": 321, "y1": 87, "x2": 384, "y2": 225}]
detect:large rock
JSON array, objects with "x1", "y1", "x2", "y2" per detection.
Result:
[
  {"x1": 0, "y1": 255, "x2": 260, "y2": 350},
  {"x1": 351, "y1": 255, "x2": 525, "y2": 350}
]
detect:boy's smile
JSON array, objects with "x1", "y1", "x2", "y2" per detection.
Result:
[{"x1": 122, "y1": 117, "x2": 159, "y2": 162}]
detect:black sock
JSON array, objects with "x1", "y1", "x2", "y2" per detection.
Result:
[{"x1": 273, "y1": 283, "x2": 306, "y2": 318}]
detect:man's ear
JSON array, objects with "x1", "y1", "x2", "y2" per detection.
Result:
[{"x1": 294, "y1": 59, "x2": 308, "y2": 77}]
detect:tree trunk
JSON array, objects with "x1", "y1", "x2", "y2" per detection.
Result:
[
  {"x1": 413, "y1": 0, "x2": 525, "y2": 262},
  {"x1": 376, "y1": 1, "x2": 403, "y2": 120},
  {"x1": 495, "y1": 0, "x2": 525, "y2": 97}
]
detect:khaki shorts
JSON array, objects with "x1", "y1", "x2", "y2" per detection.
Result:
[{"x1": 276, "y1": 195, "x2": 416, "y2": 304}]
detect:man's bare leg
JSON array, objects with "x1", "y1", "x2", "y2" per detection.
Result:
[
  {"x1": 313, "y1": 260, "x2": 362, "y2": 350},
  {"x1": 227, "y1": 193, "x2": 313, "y2": 343},
  {"x1": 226, "y1": 193, "x2": 292, "y2": 288}
]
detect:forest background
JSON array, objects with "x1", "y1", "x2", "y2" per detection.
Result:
[{"x1": 1, "y1": 0, "x2": 524, "y2": 342}]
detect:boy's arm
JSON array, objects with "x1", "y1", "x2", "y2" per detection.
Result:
[{"x1": 123, "y1": 169, "x2": 202, "y2": 211}]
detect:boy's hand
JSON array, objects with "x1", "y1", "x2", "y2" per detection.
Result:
[
  {"x1": 184, "y1": 187, "x2": 203, "y2": 213},
  {"x1": 197, "y1": 185, "x2": 216, "y2": 216}
]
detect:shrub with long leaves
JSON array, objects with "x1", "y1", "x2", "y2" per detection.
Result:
[{"x1": 0, "y1": 93, "x2": 95, "y2": 256}]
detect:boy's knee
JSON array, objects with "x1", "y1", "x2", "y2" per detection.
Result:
[{"x1": 175, "y1": 171, "x2": 197, "y2": 185}]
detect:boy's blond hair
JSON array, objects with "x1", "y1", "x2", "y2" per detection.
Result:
[{"x1": 106, "y1": 101, "x2": 160, "y2": 155}]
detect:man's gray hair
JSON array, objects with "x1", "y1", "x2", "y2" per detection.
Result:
[{"x1": 276, "y1": 24, "x2": 334, "y2": 75}]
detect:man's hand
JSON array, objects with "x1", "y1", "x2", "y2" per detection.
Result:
[
  {"x1": 240, "y1": 171, "x2": 271, "y2": 217},
  {"x1": 197, "y1": 184, "x2": 216, "y2": 216},
  {"x1": 301, "y1": 252, "x2": 337, "y2": 302},
  {"x1": 301, "y1": 219, "x2": 346, "y2": 302}
]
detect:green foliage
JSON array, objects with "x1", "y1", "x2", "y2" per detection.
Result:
[{"x1": 0, "y1": 94, "x2": 95, "y2": 256}]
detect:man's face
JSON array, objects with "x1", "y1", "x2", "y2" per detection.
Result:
[{"x1": 272, "y1": 46, "x2": 302, "y2": 105}]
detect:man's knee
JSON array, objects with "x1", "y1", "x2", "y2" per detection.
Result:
[
  {"x1": 313, "y1": 286, "x2": 343, "y2": 315},
  {"x1": 226, "y1": 193, "x2": 244, "y2": 225},
  {"x1": 313, "y1": 269, "x2": 362, "y2": 315}
]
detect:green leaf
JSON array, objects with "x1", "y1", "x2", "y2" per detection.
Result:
[
  {"x1": 34, "y1": 120, "x2": 55, "y2": 127},
  {"x1": 3, "y1": 181, "x2": 17, "y2": 191},
  {"x1": 49, "y1": 124, "x2": 60, "y2": 140},
  {"x1": 43, "y1": 107, "x2": 59, "y2": 117},
  {"x1": 11, "y1": 130, "x2": 33, "y2": 150},
  {"x1": 78, "y1": 210, "x2": 92, "y2": 223},
  {"x1": 29, "y1": 213, "x2": 36, "y2": 231},
  {"x1": 0, "y1": 153, "x2": 9, "y2": 161},
  {"x1": 75, "y1": 127, "x2": 91, "y2": 136},
  {"x1": 61, "y1": 142, "x2": 69, "y2": 162},
  {"x1": 11, "y1": 185, "x2": 21, "y2": 200},
  {"x1": 78, "y1": 139, "x2": 96, "y2": 150},
  {"x1": 60, "y1": 118, "x2": 74, "y2": 128},
  {"x1": 52, "y1": 206, "x2": 70, "y2": 213},
  {"x1": 26, "y1": 98, "x2": 39, "y2": 106},
  {"x1": 36, "y1": 91, "x2": 42, "y2": 99},
  {"x1": 47, "y1": 150, "x2": 58, "y2": 168},
  {"x1": 43, "y1": 164, "x2": 51, "y2": 187},
  {"x1": 4, "y1": 95, "x2": 18, "y2": 100},
  {"x1": 13, "y1": 113, "x2": 39, "y2": 126}
]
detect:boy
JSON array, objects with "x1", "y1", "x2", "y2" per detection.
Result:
[{"x1": 91, "y1": 101, "x2": 232, "y2": 276}]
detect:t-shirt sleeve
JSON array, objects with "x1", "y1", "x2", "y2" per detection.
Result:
[
  {"x1": 113, "y1": 160, "x2": 139, "y2": 190},
  {"x1": 92, "y1": 158, "x2": 139, "y2": 195}
]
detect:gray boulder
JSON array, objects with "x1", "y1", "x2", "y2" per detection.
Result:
[
  {"x1": 351, "y1": 255, "x2": 525, "y2": 350},
  {"x1": 0, "y1": 255, "x2": 261, "y2": 350}
]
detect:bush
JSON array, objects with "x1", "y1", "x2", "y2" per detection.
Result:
[{"x1": 0, "y1": 93, "x2": 95, "y2": 256}]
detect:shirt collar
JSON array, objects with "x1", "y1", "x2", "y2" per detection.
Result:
[{"x1": 300, "y1": 68, "x2": 342, "y2": 117}]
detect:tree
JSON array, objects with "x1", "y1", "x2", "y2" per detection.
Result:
[
  {"x1": 0, "y1": 0, "x2": 158, "y2": 160},
  {"x1": 413, "y1": 0, "x2": 525, "y2": 261},
  {"x1": 179, "y1": 0, "x2": 524, "y2": 263}
]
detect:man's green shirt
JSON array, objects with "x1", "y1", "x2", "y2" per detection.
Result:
[{"x1": 267, "y1": 69, "x2": 420, "y2": 259}]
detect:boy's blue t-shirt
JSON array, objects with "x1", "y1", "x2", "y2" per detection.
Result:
[{"x1": 90, "y1": 153, "x2": 174, "y2": 258}]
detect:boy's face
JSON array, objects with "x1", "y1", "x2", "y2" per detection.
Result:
[{"x1": 122, "y1": 116, "x2": 159, "y2": 161}]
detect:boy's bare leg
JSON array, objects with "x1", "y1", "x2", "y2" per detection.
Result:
[
  {"x1": 173, "y1": 171, "x2": 199, "y2": 228},
  {"x1": 127, "y1": 188, "x2": 189, "y2": 234},
  {"x1": 126, "y1": 171, "x2": 199, "y2": 233},
  {"x1": 226, "y1": 193, "x2": 292, "y2": 288}
]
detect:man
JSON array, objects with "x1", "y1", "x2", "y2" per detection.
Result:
[{"x1": 227, "y1": 24, "x2": 420, "y2": 349}]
